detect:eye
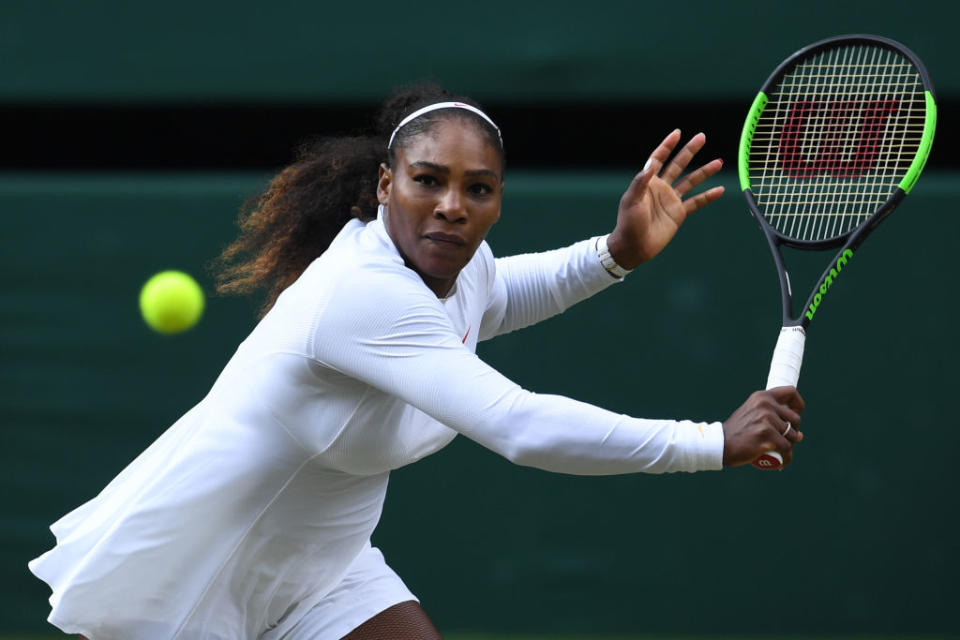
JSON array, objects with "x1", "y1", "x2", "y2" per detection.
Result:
[
  {"x1": 468, "y1": 182, "x2": 494, "y2": 197},
  {"x1": 413, "y1": 174, "x2": 439, "y2": 187}
]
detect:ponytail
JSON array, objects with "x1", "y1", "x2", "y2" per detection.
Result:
[{"x1": 213, "y1": 136, "x2": 383, "y2": 317}]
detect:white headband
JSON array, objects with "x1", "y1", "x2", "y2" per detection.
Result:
[{"x1": 387, "y1": 101, "x2": 502, "y2": 149}]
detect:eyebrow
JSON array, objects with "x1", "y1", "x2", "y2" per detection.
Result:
[{"x1": 409, "y1": 161, "x2": 501, "y2": 181}]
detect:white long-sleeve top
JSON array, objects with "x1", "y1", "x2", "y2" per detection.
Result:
[{"x1": 29, "y1": 208, "x2": 724, "y2": 640}]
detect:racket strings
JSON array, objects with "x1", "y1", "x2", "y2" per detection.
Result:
[{"x1": 749, "y1": 44, "x2": 926, "y2": 242}]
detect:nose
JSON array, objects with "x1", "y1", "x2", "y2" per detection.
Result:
[{"x1": 435, "y1": 188, "x2": 467, "y2": 223}]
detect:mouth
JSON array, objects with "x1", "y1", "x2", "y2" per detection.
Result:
[{"x1": 423, "y1": 232, "x2": 466, "y2": 247}]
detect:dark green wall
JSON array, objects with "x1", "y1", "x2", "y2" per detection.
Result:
[
  {"x1": 1, "y1": 0, "x2": 958, "y2": 103},
  {"x1": 3, "y1": 171, "x2": 958, "y2": 634}
]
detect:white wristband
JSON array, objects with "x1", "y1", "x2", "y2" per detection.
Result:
[{"x1": 596, "y1": 234, "x2": 632, "y2": 279}]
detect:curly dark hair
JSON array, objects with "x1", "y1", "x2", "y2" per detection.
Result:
[{"x1": 212, "y1": 83, "x2": 504, "y2": 317}]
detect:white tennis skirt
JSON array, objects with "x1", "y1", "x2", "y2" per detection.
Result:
[{"x1": 44, "y1": 541, "x2": 416, "y2": 640}]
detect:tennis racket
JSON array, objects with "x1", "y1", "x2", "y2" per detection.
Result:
[{"x1": 738, "y1": 34, "x2": 937, "y2": 469}]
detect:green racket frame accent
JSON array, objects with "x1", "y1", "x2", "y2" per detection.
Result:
[
  {"x1": 899, "y1": 90, "x2": 937, "y2": 194},
  {"x1": 738, "y1": 92, "x2": 768, "y2": 192}
]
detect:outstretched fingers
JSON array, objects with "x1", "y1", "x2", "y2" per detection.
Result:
[
  {"x1": 682, "y1": 185, "x2": 725, "y2": 215},
  {"x1": 622, "y1": 129, "x2": 682, "y2": 201},
  {"x1": 675, "y1": 158, "x2": 724, "y2": 197},
  {"x1": 660, "y1": 132, "x2": 707, "y2": 184}
]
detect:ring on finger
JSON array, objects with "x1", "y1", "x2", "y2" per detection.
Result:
[{"x1": 782, "y1": 422, "x2": 792, "y2": 437}]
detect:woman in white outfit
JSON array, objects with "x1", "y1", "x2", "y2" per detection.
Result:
[{"x1": 29, "y1": 85, "x2": 805, "y2": 639}]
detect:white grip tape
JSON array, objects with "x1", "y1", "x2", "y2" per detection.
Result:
[{"x1": 765, "y1": 326, "x2": 806, "y2": 390}]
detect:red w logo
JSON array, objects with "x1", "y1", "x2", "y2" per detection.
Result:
[{"x1": 778, "y1": 99, "x2": 900, "y2": 179}]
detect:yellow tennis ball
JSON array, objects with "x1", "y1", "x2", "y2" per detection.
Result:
[{"x1": 139, "y1": 270, "x2": 205, "y2": 334}]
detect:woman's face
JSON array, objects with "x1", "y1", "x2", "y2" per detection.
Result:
[{"x1": 378, "y1": 118, "x2": 503, "y2": 297}]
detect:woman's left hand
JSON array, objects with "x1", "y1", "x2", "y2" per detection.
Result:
[{"x1": 607, "y1": 129, "x2": 724, "y2": 269}]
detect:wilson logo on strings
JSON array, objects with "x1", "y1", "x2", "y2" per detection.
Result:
[{"x1": 778, "y1": 100, "x2": 900, "y2": 179}]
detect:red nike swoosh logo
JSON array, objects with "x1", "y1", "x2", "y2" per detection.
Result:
[{"x1": 462, "y1": 326, "x2": 471, "y2": 343}]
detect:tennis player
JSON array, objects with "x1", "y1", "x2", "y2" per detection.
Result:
[{"x1": 29, "y1": 84, "x2": 804, "y2": 639}]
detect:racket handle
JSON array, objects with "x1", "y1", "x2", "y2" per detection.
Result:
[{"x1": 753, "y1": 326, "x2": 806, "y2": 470}]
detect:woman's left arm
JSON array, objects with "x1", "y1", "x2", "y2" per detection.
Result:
[
  {"x1": 479, "y1": 130, "x2": 724, "y2": 340},
  {"x1": 477, "y1": 239, "x2": 619, "y2": 341}
]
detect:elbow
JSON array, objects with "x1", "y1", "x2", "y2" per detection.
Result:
[
  {"x1": 502, "y1": 440, "x2": 536, "y2": 467},
  {"x1": 497, "y1": 428, "x2": 556, "y2": 470},
  {"x1": 485, "y1": 423, "x2": 539, "y2": 467}
]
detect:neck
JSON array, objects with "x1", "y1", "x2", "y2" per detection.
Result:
[
  {"x1": 406, "y1": 260, "x2": 454, "y2": 298},
  {"x1": 380, "y1": 205, "x2": 456, "y2": 298}
]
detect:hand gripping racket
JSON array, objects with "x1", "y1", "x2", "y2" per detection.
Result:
[{"x1": 738, "y1": 34, "x2": 937, "y2": 469}]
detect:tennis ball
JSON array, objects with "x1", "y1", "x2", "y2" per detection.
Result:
[{"x1": 139, "y1": 270, "x2": 205, "y2": 334}]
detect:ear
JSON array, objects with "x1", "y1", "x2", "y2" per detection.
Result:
[{"x1": 377, "y1": 163, "x2": 392, "y2": 205}]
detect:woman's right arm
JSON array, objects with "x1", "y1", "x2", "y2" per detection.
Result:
[{"x1": 310, "y1": 271, "x2": 802, "y2": 474}]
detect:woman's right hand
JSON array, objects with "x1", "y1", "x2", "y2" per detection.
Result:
[{"x1": 722, "y1": 387, "x2": 805, "y2": 467}]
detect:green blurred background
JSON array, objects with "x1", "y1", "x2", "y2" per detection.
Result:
[{"x1": 2, "y1": 1, "x2": 957, "y2": 638}]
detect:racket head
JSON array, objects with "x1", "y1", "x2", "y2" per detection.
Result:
[{"x1": 739, "y1": 34, "x2": 937, "y2": 250}]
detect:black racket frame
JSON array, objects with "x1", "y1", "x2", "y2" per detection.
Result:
[{"x1": 742, "y1": 34, "x2": 935, "y2": 329}]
